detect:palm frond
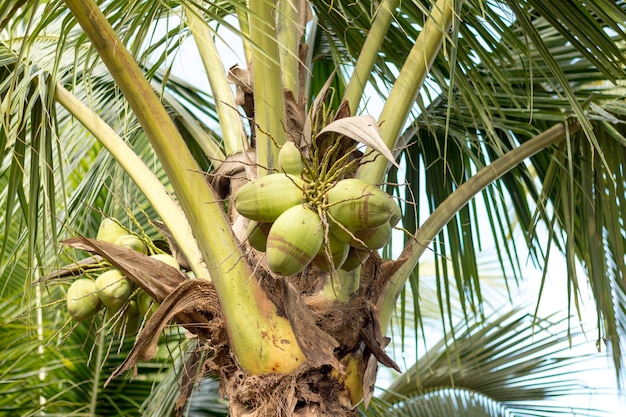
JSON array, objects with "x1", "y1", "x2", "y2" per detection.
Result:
[
  {"x1": 363, "y1": 390, "x2": 516, "y2": 417},
  {"x1": 0, "y1": 14, "x2": 220, "y2": 414},
  {"x1": 185, "y1": 379, "x2": 229, "y2": 417},
  {"x1": 375, "y1": 2, "x2": 626, "y2": 380},
  {"x1": 374, "y1": 308, "x2": 620, "y2": 416}
]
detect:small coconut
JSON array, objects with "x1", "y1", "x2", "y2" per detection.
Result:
[
  {"x1": 114, "y1": 234, "x2": 147, "y2": 254},
  {"x1": 247, "y1": 220, "x2": 272, "y2": 252},
  {"x1": 106, "y1": 299, "x2": 141, "y2": 336},
  {"x1": 95, "y1": 269, "x2": 132, "y2": 312},
  {"x1": 137, "y1": 289, "x2": 159, "y2": 319},
  {"x1": 339, "y1": 247, "x2": 370, "y2": 271},
  {"x1": 150, "y1": 253, "x2": 180, "y2": 270},
  {"x1": 278, "y1": 141, "x2": 304, "y2": 175},
  {"x1": 312, "y1": 231, "x2": 350, "y2": 271},
  {"x1": 66, "y1": 278, "x2": 101, "y2": 321},
  {"x1": 96, "y1": 217, "x2": 127, "y2": 244}
]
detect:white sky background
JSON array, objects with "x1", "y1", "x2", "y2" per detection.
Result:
[{"x1": 154, "y1": 12, "x2": 626, "y2": 415}]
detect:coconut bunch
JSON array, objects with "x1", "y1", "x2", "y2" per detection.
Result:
[
  {"x1": 65, "y1": 218, "x2": 178, "y2": 335},
  {"x1": 234, "y1": 141, "x2": 401, "y2": 276}
]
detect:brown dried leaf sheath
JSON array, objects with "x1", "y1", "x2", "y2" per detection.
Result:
[
  {"x1": 106, "y1": 279, "x2": 221, "y2": 384},
  {"x1": 317, "y1": 116, "x2": 398, "y2": 167},
  {"x1": 63, "y1": 236, "x2": 187, "y2": 302}
]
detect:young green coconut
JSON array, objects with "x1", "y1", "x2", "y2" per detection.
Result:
[
  {"x1": 96, "y1": 217, "x2": 128, "y2": 244},
  {"x1": 234, "y1": 173, "x2": 305, "y2": 222},
  {"x1": 114, "y1": 234, "x2": 147, "y2": 254},
  {"x1": 232, "y1": 127, "x2": 401, "y2": 277},
  {"x1": 95, "y1": 269, "x2": 132, "y2": 312},
  {"x1": 66, "y1": 278, "x2": 102, "y2": 322},
  {"x1": 266, "y1": 205, "x2": 324, "y2": 276},
  {"x1": 277, "y1": 141, "x2": 304, "y2": 176}
]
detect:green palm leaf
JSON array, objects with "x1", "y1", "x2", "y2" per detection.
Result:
[
  {"x1": 371, "y1": 2, "x2": 626, "y2": 380},
  {"x1": 364, "y1": 307, "x2": 620, "y2": 416}
]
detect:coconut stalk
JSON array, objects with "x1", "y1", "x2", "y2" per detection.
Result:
[
  {"x1": 356, "y1": 0, "x2": 456, "y2": 185},
  {"x1": 377, "y1": 120, "x2": 583, "y2": 330},
  {"x1": 63, "y1": 0, "x2": 305, "y2": 375},
  {"x1": 249, "y1": 0, "x2": 287, "y2": 175},
  {"x1": 183, "y1": 4, "x2": 247, "y2": 156},
  {"x1": 343, "y1": 0, "x2": 400, "y2": 114},
  {"x1": 276, "y1": 0, "x2": 303, "y2": 96}
]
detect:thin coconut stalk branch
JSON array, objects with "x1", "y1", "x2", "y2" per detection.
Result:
[
  {"x1": 276, "y1": 0, "x2": 302, "y2": 96},
  {"x1": 54, "y1": 83, "x2": 210, "y2": 281},
  {"x1": 63, "y1": 0, "x2": 306, "y2": 375},
  {"x1": 377, "y1": 120, "x2": 583, "y2": 330},
  {"x1": 250, "y1": 0, "x2": 287, "y2": 175},
  {"x1": 356, "y1": 0, "x2": 456, "y2": 185},
  {"x1": 343, "y1": 0, "x2": 400, "y2": 114},
  {"x1": 88, "y1": 332, "x2": 105, "y2": 416},
  {"x1": 184, "y1": 4, "x2": 247, "y2": 156}
]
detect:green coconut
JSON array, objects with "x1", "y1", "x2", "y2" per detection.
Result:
[
  {"x1": 114, "y1": 234, "x2": 148, "y2": 254},
  {"x1": 95, "y1": 269, "x2": 132, "y2": 312},
  {"x1": 66, "y1": 278, "x2": 102, "y2": 322},
  {"x1": 96, "y1": 217, "x2": 128, "y2": 244}
]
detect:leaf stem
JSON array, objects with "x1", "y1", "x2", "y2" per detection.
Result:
[
  {"x1": 356, "y1": 0, "x2": 455, "y2": 185},
  {"x1": 249, "y1": 0, "x2": 287, "y2": 175},
  {"x1": 184, "y1": 5, "x2": 247, "y2": 156},
  {"x1": 54, "y1": 83, "x2": 210, "y2": 281},
  {"x1": 377, "y1": 120, "x2": 582, "y2": 331},
  {"x1": 343, "y1": 0, "x2": 400, "y2": 113},
  {"x1": 276, "y1": 0, "x2": 302, "y2": 96}
]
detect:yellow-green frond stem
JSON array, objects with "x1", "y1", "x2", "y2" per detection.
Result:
[
  {"x1": 54, "y1": 83, "x2": 210, "y2": 281},
  {"x1": 356, "y1": 0, "x2": 455, "y2": 185},
  {"x1": 377, "y1": 121, "x2": 581, "y2": 332},
  {"x1": 237, "y1": 5, "x2": 253, "y2": 64},
  {"x1": 219, "y1": 263, "x2": 307, "y2": 374},
  {"x1": 343, "y1": 0, "x2": 400, "y2": 114},
  {"x1": 184, "y1": 4, "x2": 247, "y2": 156},
  {"x1": 276, "y1": 0, "x2": 303, "y2": 96},
  {"x1": 249, "y1": 0, "x2": 287, "y2": 175}
]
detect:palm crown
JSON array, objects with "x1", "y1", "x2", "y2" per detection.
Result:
[{"x1": 1, "y1": 0, "x2": 625, "y2": 415}]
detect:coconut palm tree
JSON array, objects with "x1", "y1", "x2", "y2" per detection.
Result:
[{"x1": 1, "y1": 0, "x2": 625, "y2": 416}]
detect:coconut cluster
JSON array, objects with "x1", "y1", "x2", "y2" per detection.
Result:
[
  {"x1": 234, "y1": 142, "x2": 400, "y2": 276},
  {"x1": 65, "y1": 218, "x2": 178, "y2": 335}
]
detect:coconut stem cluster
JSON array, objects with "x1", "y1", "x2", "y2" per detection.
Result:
[
  {"x1": 234, "y1": 141, "x2": 400, "y2": 276},
  {"x1": 65, "y1": 218, "x2": 181, "y2": 337}
]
